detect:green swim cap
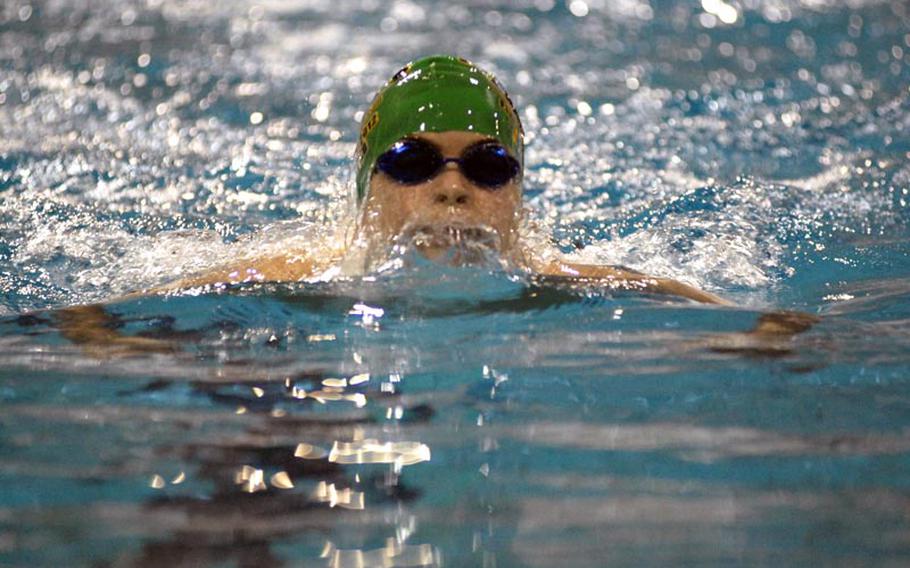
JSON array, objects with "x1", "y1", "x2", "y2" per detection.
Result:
[{"x1": 356, "y1": 55, "x2": 523, "y2": 202}]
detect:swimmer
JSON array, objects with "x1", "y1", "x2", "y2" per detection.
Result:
[
  {"x1": 165, "y1": 55, "x2": 726, "y2": 304},
  {"x1": 56, "y1": 55, "x2": 818, "y2": 355}
]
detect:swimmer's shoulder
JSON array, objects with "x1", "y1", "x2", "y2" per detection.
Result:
[
  {"x1": 523, "y1": 252, "x2": 730, "y2": 306},
  {"x1": 145, "y1": 246, "x2": 347, "y2": 295}
]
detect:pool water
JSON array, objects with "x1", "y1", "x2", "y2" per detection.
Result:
[{"x1": 2, "y1": 0, "x2": 910, "y2": 565}]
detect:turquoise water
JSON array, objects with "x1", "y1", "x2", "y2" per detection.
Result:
[{"x1": 2, "y1": 0, "x2": 910, "y2": 565}]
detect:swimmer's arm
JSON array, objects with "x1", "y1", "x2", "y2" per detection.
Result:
[
  {"x1": 51, "y1": 239, "x2": 348, "y2": 358},
  {"x1": 536, "y1": 261, "x2": 821, "y2": 356},
  {"x1": 149, "y1": 250, "x2": 337, "y2": 294},
  {"x1": 534, "y1": 260, "x2": 732, "y2": 305},
  {"x1": 51, "y1": 257, "x2": 294, "y2": 357},
  {"x1": 52, "y1": 253, "x2": 318, "y2": 356},
  {"x1": 55, "y1": 251, "x2": 337, "y2": 357},
  {"x1": 531, "y1": 259, "x2": 824, "y2": 356}
]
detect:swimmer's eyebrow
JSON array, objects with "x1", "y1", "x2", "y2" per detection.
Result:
[{"x1": 404, "y1": 135, "x2": 440, "y2": 146}]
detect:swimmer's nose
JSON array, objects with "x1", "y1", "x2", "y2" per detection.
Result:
[{"x1": 431, "y1": 167, "x2": 471, "y2": 206}]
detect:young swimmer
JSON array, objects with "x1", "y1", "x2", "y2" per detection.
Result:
[
  {"x1": 57, "y1": 55, "x2": 819, "y2": 355},
  {"x1": 165, "y1": 55, "x2": 726, "y2": 304}
]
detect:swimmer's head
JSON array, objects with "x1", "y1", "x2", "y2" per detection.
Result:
[
  {"x1": 356, "y1": 55, "x2": 524, "y2": 203},
  {"x1": 357, "y1": 130, "x2": 524, "y2": 263}
]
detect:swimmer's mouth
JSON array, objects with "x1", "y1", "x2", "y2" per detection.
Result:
[
  {"x1": 406, "y1": 224, "x2": 500, "y2": 248},
  {"x1": 397, "y1": 224, "x2": 502, "y2": 265}
]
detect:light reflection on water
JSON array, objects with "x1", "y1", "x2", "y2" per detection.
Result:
[
  {"x1": 2, "y1": 273, "x2": 910, "y2": 564},
  {"x1": 2, "y1": 0, "x2": 910, "y2": 565}
]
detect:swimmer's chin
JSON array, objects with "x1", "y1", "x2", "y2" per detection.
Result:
[{"x1": 411, "y1": 243, "x2": 488, "y2": 266}]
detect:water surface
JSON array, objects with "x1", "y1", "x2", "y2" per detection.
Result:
[{"x1": 2, "y1": 0, "x2": 910, "y2": 565}]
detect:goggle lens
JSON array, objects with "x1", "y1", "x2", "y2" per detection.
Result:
[
  {"x1": 461, "y1": 143, "x2": 520, "y2": 187},
  {"x1": 376, "y1": 139, "x2": 442, "y2": 184}
]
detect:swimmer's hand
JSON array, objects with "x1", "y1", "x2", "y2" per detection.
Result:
[
  {"x1": 55, "y1": 304, "x2": 176, "y2": 359},
  {"x1": 749, "y1": 311, "x2": 821, "y2": 335},
  {"x1": 534, "y1": 260, "x2": 732, "y2": 305},
  {"x1": 706, "y1": 310, "x2": 821, "y2": 357}
]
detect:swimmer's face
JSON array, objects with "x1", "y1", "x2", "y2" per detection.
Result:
[{"x1": 359, "y1": 131, "x2": 522, "y2": 259}]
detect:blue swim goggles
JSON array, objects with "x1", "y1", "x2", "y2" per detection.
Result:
[{"x1": 376, "y1": 138, "x2": 520, "y2": 189}]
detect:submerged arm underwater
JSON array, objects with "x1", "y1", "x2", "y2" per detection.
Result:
[{"x1": 55, "y1": 304, "x2": 176, "y2": 357}]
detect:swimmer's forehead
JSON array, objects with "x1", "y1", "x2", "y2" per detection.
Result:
[{"x1": 398, "y1": 131, "x2": 500, "y2": 153}]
